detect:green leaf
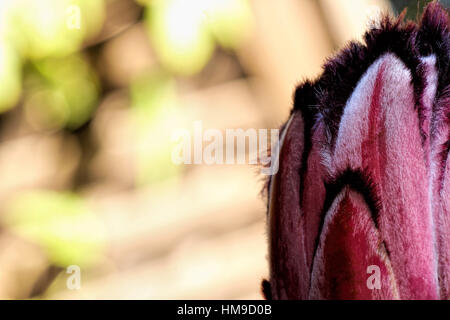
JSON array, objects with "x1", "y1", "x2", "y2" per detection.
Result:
[{"x1": 4, "y1": 190, "x2": 106, "y2": 268}]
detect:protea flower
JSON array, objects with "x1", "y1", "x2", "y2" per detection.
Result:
[{"x1": 263, "y1": 1, "x2": 449, "y2": 300}]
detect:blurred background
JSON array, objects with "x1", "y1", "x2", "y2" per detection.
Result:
[{"x1": 0, "y1": 0, "x2": 447, "y2": 299}]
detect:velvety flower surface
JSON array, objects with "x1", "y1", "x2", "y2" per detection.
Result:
[{"x1": 264, "y1": 2, "x2": 450, "y2": 300}]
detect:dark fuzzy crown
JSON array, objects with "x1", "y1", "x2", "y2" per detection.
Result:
[{"x1": 292, "y1": 1, "x2": 449, "y2": 147}]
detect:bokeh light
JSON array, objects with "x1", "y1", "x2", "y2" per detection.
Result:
[
  {"x1": 4, "y1": 190, "x2": 105, "y2": 267},
  {"x1": 24, "y1": 54, "x2": 100, "y2": 130},
  {"x1": 144, "y1": 0, "x2": 251, "y2": 75}
]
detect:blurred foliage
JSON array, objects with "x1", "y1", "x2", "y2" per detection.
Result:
[
  {"x1": 0, "y1": 38, "x2": 22, "y2": 112},
  {"x1": 5, "y1": 0, "x2": 105, "y2": 59},
  {"x1": 24, "y1": 54, "x2": 100, "y2": 130},
  {"x1": 0, "y1": 0, "x2": 253, "y2": 291},
  {"x1": 3, "y1": 190, "x2": 105, "y2": 267},
  {"x1": 206, "y1": 0, "x2": 253, "y2": 49},
  {"x1": 130, "y1": 71, "x2": 181, "y2": 185},
  {"x1": 391, "y1": 0, "x2": 449, "y2": 19},
  {"x1": 0, "y1": 0, "x2": 105, "y2": 114},
  {"x1": 144, "y1": 0, "x2": 252, "y2": 75}
]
